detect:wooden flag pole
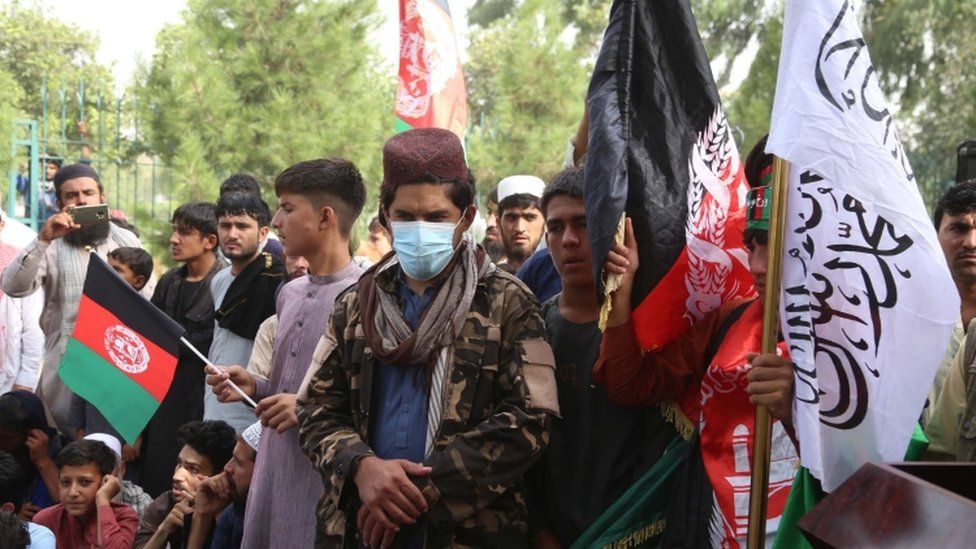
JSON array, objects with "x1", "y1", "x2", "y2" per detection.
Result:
[{"x1": 746, "y1": 156, "x2": 790, "y2": 549}]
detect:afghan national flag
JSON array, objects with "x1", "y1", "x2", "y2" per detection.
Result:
[
  {"x1": 395, "y1": 0, "x2": 468, "y2": 140},
  {"x1": 59, "y1": 254, "x2": 184, "y2": 444},
  {"x1": 585, "y1": 0, "x2": 754, "y2": 352}
]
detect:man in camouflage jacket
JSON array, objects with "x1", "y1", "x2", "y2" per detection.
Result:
[{"x1": 296, "y1": 128, "x2": 559, "y2": 548}]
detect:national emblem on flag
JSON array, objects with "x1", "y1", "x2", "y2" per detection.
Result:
[
  {"x1": 396, "y1": 0, "x2": 468, "y2": 139},
  {"x1": 59, "y1": 254, "x2": 184, "y2": 444}
]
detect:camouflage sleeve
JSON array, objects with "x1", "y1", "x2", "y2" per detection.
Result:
[
  {"x1": 297, "y1": 300, "x2": 374, "y2": 518},
  {"x1": 413, "y1": 282, "x2": 558, "y2": 525}
]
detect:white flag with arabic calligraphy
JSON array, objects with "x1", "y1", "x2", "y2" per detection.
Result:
[{"x1": 766, "y1": 0, "x2": 959, "y2": 492}]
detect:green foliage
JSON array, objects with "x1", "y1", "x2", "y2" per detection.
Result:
[
  {"x1": 465, "y1": 0, "x2": 593, "y2": 194},
  {"x1": 136, "y1": 0, "x2": 392, "y2": 206},
  {"x1": 0, "y1": 0, "x2": 117, "y2": 162},
  {"x1": 0, "y1": 65, "x2": 24, "y2": 172}
]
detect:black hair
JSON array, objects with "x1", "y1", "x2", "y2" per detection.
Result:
[
  {"x1": 933, "y1": 180, "x2": 976, "y2": 229},
  {"x1": 744, "y1": 134, "x2": 773, "y2": 189},
  {"x1": 215, "y1": 191, "x2": 272, "y2": 228},
  {"x1": 380, "y1": 170, "x2": 476, "y2": 215},
  {"x1": 541, "y1": 167, "x2": 585, "y2": 217},
  {"x1": 0, "y1": 452, "x2": 26, "y2": 513},
  {"x1": 498, "y1": 193, "x2": 542, "y2": 218},
  {"x1": 55, "y1": 440, "x2": 116, "y2": 476},
  {"x1": 367, "y1": 215, "x2": 385, "y2": 234},
  {"x1": 108, "y1": 247, "x2": 154, "y2": 281},
  {"x1": 172, "y1": 202, "x2": 219, "y2": 237},
  {"x1": 0, "y1": 511, "x2": 28, "y2": 549},
  {"x1": 42, "y1": 153, "x2": 62, "y2": 169},
  {"x1": 220, "y1": 173, "x2": 262, "y2": 197},
  {"x1": 274, "y1": 158, "x2": 367, "y2": 236},
  {"x1": 0, "y1": 395, "x2": 29, "y2": 433},
  {"x1": 177, "y1": 420, "x2": 236, "y2": 473}
]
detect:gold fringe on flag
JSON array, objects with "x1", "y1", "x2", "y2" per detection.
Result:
[
  {"x1": 659, "y1": 400, "x2": 694, "y2": 440},
  {"x1": 598, "y1": 213, "x2": 627, "y2": 332}
]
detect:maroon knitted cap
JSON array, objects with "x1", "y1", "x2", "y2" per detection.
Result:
[{"x1": 382, "y1": 128, "x2": 468, "y2": 188}]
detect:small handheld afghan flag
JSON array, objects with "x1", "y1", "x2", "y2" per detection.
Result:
[{"x1": 59, "y1": 254, "x2": 184, "y2": 444}]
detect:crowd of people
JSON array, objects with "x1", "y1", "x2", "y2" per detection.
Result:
[{"x1": 0, "y1": 123, "x2": 971, "y2": 549}]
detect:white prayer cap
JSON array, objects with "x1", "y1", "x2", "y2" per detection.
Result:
[
  {"x1": 242, "y1": 421, "x2": 262, "y2": 452},
  {"x1": 497, "y1": 175, "x2": 545, "y2": 203},
  {"x1": 84, "y1": 433, "x2": 122, "y2": 463}
]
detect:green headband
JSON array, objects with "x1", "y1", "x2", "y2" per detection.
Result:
[{"x1": 746, "y1": 162, "x2": 775, "y2": 231}]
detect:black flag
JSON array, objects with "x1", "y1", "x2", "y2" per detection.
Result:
[{"x1": 584, "y1": 0, "x2": 753, "y2": 350}]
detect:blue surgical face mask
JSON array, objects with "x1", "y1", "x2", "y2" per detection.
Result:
[{"x1": 390, "y1": 217, "x2": 463, "y2": 281}]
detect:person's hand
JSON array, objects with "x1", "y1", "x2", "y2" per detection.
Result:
[
  {"x1": 160, "y1": 496, "x2": 194, "y2": 534},
  {"x1": 205, "y1": 365, "x2": 255, "y2": 402},
  {"x1": 603, "y1": 217, "x2": 639, "y2": 327},
  {"x1": 255, "y1": 393, "x2": 298, "y2": 433},
  {"x1": 533, "y1": 529, "x2": 564, "y2": 549},
  {"x1": 357, "y1": 506, "x2": 399, "y2": 549},
  {"x1": 194, "y1": 473, "x2": 231, "y2": 517},
  {"x1": 38, "y1": 211, "x2": 80, "y2": 244},
  {"x1": 122, "y1": 435, "x2": 142, "y2": 462},
  {"x1": 604, "y1": 217, "x2": 639, "y2": 286},
  {"x1": 746, "y1": 352, "x2": 795, "y2": 424},
  {"x1": 354, "y1": 457, "x2": 431, "y2": 546},
  {"x1": 25, "y1": 429, "x2": 51, "y2": 465},
  {"x1": 18, "y1": 502, "x2": 41, "y2": 521},
  {"x1": 77, "y1": 121, "x2": 89, "y2": 137},
  {"x1": 96, "y1": 474, "x2": 122, "y2": 507},
  {"x1": 11, "y1": 384, "x2": 32, "y2": 392}
]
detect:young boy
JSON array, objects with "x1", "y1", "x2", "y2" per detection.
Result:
[
  {"x1": 32, "y1": 439, "x2": 137, "y2": 549},
  {"x1": 207, "y1": 158, "x2": 366, "y2": 549},
  {"x1": 107, "y1": 247, "x2": 154, "y2": 291}
]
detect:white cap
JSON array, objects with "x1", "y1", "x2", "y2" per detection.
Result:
[
  {"x1": 84, "y1": 433, "x2": 122, "y2": 463},
  {"x1": 497, "y1": 175, "x2": 545, "y2": 203},
  {"x1": 242, "y1": 421, "x2": 262, "y2": 452}
]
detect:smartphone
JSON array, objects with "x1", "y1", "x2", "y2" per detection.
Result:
[
  {"x1": 67, "y1": 204, "x2": 110, "y2": 226},
  {"x1": 957, "y1": 140, "x2": 976, "y2": 184}
]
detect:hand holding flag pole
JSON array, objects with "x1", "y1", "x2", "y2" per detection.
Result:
[
  {"x1": 180, "y1": 336, "x2": 258, "y2": 409},
  {"x1": 747, "y1": 156, "x2": 790, "y2": 549}
]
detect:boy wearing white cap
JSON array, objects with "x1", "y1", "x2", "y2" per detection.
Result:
[
  {"x1": 496, "y1": 174, "x2": 546, "y2": 273},
  {"x1": 83, "y1": 433, "x2": 153, "y2": 518}
]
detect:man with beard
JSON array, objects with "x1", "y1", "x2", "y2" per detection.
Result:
[
  {"x1": 204, "y1": 193, "x2": 284, "y2": 433},
  {"x1": 137, "y1": 203, "x2": 228, "y2": 498},
  {"x1": 496, "y1": 175, "x2": 546, "y2": 274},
  {"x1": 1, "y1": 164, "x2": 146, "y2": 434},
  {"x1": 185, "y1": 421, "x2": 261, "y2": 549}
]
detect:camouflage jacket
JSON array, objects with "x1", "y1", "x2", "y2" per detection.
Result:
[{"x1": 297, "y1": 266, "x2": 559, "y2": 548}]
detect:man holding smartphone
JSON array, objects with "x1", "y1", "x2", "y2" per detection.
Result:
[{"x1": 1, "y1": 164, "x2": 151, "y2": 435}]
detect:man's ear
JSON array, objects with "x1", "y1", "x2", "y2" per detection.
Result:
[
  {"x1": 319, "y1": 205, "x2": 336, "y2": 231},
  {"x1": 259, "y1": 225, "x2": 270, "y2": 241},
  {"x1": 460, "y1": 205, "x2": 478, "y2": 232},
  {"x1": 204, "y1": 234, "x2": 218, "y2": 251},
  {"x1": 134, "y1": 275, "x2": 147, "y2": 290}
]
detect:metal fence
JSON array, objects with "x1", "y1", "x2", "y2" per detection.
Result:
[{"x1": 6, "y1": 80, "x2": 174, "y2": 255}]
